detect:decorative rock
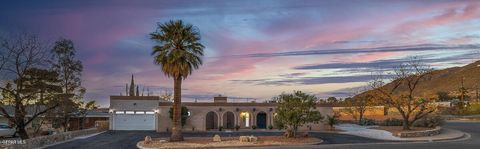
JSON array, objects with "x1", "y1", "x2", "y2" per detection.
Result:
[
  {"x1": 249, "y1": 136, "x2": 258, "y2": 142},
  {"x1": 144, "y1": 136, "x2": 152, "y2": 144},
  {"x1": 239, "y1": 136, "x2": 250, "y2": 142},
  {"x1": 213, "y1": 134, "x2": 222, "y2": 142}
]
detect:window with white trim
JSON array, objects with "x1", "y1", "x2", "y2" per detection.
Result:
[
  {"x1": 135, "y1": 111, "x2": 145, "y2": 114},
  {"x1": 115, "y1": 111, "x2": 124, "y2": 114},
  {"x1": 125, "y1": 111, "x2": 135, "y2": 114},
  {"x1": 145, "y1": 111, "x2": 155, "y2": 114}
]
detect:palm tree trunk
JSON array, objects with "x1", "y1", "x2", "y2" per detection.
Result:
[{"x1": 170, "y1": 76, "x2": 184, "y2": 141}]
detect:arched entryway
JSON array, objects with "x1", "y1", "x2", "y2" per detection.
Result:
[
  {"x1": 256, "y1": 112, "x2": 267, "y2": 129},
  {"x1": 222, "y1": 111, "x2": 235, "y2": 129},
  {"x1": 239, "y1": 112, "x2": 251, "y2": 128},
  {"x1": 206, "y1": 111, "x2": 218, "y2": 130}
]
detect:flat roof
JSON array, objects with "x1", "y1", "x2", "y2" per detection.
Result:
[
  {"x1": 159, "y1": 102, "x2": 332, "y2": 107},
  {"x1": 110, "y1": 96, "x2": 160, "y2": 100}
]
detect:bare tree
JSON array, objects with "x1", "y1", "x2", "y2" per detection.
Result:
[
  {"x1": 0, "y1": 33, "x2": 60, "y2": 139},
  {"x1": 370, "y1": 57, "x2": 437, "y2": 130},
  {"x1": 342, "y1": 87, "x2": 374, "y2": 124}
]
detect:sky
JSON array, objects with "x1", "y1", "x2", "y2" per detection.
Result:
[{"x1": 1, "y1": 0, "x2": 480, "y2": 107}]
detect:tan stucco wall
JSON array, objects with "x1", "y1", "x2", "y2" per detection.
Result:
[{"x1": 157, "y1": 104, "x2": 333, "y2": 132}]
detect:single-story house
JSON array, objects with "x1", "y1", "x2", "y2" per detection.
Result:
[{"x1": 109, "y1": 95, "x2": 334, "y2": 132}]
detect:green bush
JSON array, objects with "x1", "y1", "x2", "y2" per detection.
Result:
[
  {"x1": 359, "y1": 118, "x2": 376, "y2": 126},
  {"x1": 325, "y1": 114, "x2": 339, "y2": 129},
  {"x1": 251, "y1": 125, "x2": 257, "y2": 129},
  {"x1": 273, "y1": 117, "x2": 285, "y2": 130},
  {"x1": 413, "y1": 115, "x2": 445, "y2": 128},
  {"x1": 383, "y1": 118, "x2": 403, "y2": 126},
  {"x1": 268, "y1": 125, "x2": 273, "y2": 130},
  {"x1": 219, "y1": 126, "x2": 223, "y2": 131},
  {"x1": 466, "y1": 102, "x2": 480, "y2": 115}
]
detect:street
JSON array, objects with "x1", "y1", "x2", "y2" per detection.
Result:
[{"x1": 45, "y1": 122, "x2": 477, "y2": 149}]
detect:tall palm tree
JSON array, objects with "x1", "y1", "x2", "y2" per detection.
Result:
[{"x1": 150, "y1": 20, "x2": 204, "y2": 141}]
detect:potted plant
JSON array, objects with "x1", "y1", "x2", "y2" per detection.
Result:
[
  {"x1": 219, "y1": 126, "x2": 223, "y2": 131},
  {"x1": 235, "y1": 125, "x2": 240, "y2": 131},
  {"x1": 251, "y1": 125, "x2": 257, "y2": 130},
  {"x1": 192, "y1": 126, "x2": 195, "y2": 131},
  {"x1": 268, "y1": 125, "x2": 273, "y2": 130}
]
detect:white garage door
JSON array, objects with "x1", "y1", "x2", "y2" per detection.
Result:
[{"x1": 113, "y1": 111, "x2": 155, "y2": 130}]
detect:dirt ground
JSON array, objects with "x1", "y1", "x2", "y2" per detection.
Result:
[{"x1": 139, "y1": 136, "x2": 322, "y2": 148}]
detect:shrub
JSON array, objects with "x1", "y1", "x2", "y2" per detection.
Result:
[
  {"x1": 251, "y1": 125, "x2": 257, "y2": 129},
  {"x1": 383, "y1": 118, "x2": 403, "y2": 126},
  {"x1": 413, "y1": 115, "x2": 445, "y2": 128},
  {"x1": 268, "y1": 125, "x2": 273, "y2": 130},
  {"x1": 325, "y1": 114, "x2": 339, "y2": 129},
  {"x1": 235, "y1": 125, "x2": 240, "y2": 131},
  {"x1": 218, "y1": 126, "x2": 223, "y2": 131},
  {"x1": 465, "y1": 102, "x2": 480, "y2": 115},
  {"x1": 273, "y1": 117, "x2": 285, "y2": 130},
  {"x1": 359, "y1": 118, "x2": 376, "y2": 126}
]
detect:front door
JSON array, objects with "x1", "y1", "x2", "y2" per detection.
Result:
[{"x1": 256, "y1": 112, "x2": 267, "y2": 129}]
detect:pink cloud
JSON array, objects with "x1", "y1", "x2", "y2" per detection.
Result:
[{"x1": 393, "y1": 3, "x2": 480, "y2": 34}]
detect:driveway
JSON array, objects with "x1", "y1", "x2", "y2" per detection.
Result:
[{"x1": 45, "y1": 130, "x2": 385, "y2": 149}]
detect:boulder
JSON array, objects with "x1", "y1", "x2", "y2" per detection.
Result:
[
  {"x1": 239, "y1": 136, "x2": 250, "y2": 142},
  {"x1": 144, "y1": 136, "x2": 152, "y2": 144},
  {"x1": 213, "y1": 134, "x2": 222, "y2": 142}
]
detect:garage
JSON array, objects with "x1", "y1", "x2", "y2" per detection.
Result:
[{"x1": 113, "y1": 111, "x2": 155, "y2": 130}]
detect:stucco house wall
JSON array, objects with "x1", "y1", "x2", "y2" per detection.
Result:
[
  {"x1": 109, "y1": 96, "x2": 163, "y2": 130},
  {"x1": 157, "y1": 102, "x2": 334, "y2": 132}
]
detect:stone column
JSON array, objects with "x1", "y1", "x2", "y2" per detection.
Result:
[
  {"x1": 218, "y1": 112, "x2": 222, "y2": 128},
  {"x1": 252, "y1": 111, "x2": 256, "y2": 127}
]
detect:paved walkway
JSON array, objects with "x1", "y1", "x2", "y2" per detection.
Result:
[{"x1": 335, "y1": 124, "x2": 466, "y2": 141}]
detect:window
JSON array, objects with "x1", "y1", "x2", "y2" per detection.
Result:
[
  {"x1": 115, "y1": 111, "x2": 124, "y2": 114},
  {"x1": 145, "y1": 111, "x2": 155, "y2": 114},
  {"x1": 125, "y1": 111, "x2": 135, "y2": 114},
  {"x1": 135, "y1": 111, "x2": 145, "y2": 114}
]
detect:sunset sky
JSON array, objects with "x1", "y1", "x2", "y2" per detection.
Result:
[{"x1": 1, "y1": 0, "x2": 480, "y2": 107}]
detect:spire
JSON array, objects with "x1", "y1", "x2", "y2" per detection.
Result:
[
  {"x1": 129, "y1": 74, "x2": 135, "y2": 96},
  {"x1": 136, "y1": 85, "x2": 140, "y2": 96}
]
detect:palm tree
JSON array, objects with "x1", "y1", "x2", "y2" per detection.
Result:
[{"x1": 150, "y1": 20, "x2": 204, "y2": 141}]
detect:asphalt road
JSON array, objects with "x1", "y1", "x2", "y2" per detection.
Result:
[
  {"x1": 46, "y1": 122, "x2": 477, "y2": 149},
  {"x1": 45, "y1": 130, "x2": 385, "y2": 149},
  {"x1": 258, "y1": 122, "x2": 479, "y2": 149}
]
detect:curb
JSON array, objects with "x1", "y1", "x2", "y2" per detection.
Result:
[
  {"x1": 307, "y1": 132, "x2": 471, "y2": 148},
  {"x1": 337, "y1": 127, "x2": 467, "y2": 143}
]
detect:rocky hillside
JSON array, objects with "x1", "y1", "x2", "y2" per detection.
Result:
[{"x1": 376, "y1": 60, "x2": 480, "y2": 99}]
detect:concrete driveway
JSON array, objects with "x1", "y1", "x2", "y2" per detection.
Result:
[{"x1": 45, "y1": 130, "x2": 385, "y2": 149}]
